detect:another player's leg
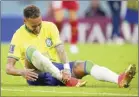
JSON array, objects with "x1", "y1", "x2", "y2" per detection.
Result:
[
  {"x1": 69, "y1": 9, "x2": 79, "y2": 54},
  {"x1": 52, "y1": 1, "x2": 64, "y2": 33},
  {"x1": 72, "y1": 60, "x2": 136, "y2": 88},
  {"x1": 108, "y1": 1, "x2": 124, "y2": 44},
  {"x1": 25, "y1": 46, "x2": 86, "y2": 87},
  {"x1": 131, "y1": 24, "x2": 138, "y2": 44},
  {"x1": 53, "y1": 9, "x2": 64, "y2": 33},
  {"x1": 64, "y1": 1, "x2": 79, "y2": 54}
]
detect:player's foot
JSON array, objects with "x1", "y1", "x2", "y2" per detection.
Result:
[
  {"x1": 70, "y1": 44, "x2": 79, "y2": 54},
  {"x1": 113, "y1": 37, "x2": 125, "y2": 45},
  {"x1": 65, "y1": 77, "x2": 87, "y2": 87},
  {"x1": 61, "y1": 70, "x2": 86, "y2": 87},
  {"x1": 118, "y1": 64, "x2": 136, "y2": 88}
]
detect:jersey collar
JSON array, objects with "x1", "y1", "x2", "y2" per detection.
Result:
[
  {"x1": 25, "y1": 25, "x2": 33, "y2": 33},
  {"x1": 25, "y1": 25, "x2": 42, "y2": 36}
]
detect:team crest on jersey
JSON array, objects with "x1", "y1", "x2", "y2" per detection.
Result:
[
  {"x1": 9, "y1": 44, "x2": 15, "y2": 53},
  {"x1": 46, "y1": 38, "x2": 53, "y2": 47}
]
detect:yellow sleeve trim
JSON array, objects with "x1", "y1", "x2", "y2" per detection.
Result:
[{"x1": 7, "y1": 56, "x2": 20, "y2": 61}]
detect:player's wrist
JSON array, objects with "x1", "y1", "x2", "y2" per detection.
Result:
[
  {"x1": 63, "y1": 63, "x2": 71, "y2": 75},
  {"x1": 64, "y1": 63, "x2": 70, "y2": 70},
  {"x1": 19, "y1": 70, "x2": 24, "y2": 76}
]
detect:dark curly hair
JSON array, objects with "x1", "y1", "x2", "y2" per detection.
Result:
[{"x1": 23, "y1": 5, "x2": 40, "y2": 18}]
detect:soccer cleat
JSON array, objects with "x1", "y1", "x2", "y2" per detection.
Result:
[
  {"x1": 118, "y1": 64, "x2": 136, "y2": 88},
  {"x1": 65, "y1": 77, "x2": 87, "y2": 87},
  {"x1": 61, "y1": 70, "x2": 87, "y2": 87}
]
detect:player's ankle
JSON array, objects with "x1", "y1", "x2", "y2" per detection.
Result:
[{"x1": 65, "y1": 77, "x2": 78, "y2": 87}]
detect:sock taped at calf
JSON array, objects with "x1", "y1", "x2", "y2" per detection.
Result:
[{"x1": 85, "y1": 60, "x2": 94, "y2": 74}]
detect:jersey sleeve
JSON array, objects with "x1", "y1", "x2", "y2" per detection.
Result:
[
  {"x1": 8, "y1": 32, "x2": 21, "y2": 60},
  {"x1": 50, "y1": 23, "x2": 62, "y2": 47}
]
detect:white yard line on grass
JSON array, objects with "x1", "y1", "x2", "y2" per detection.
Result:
[{"x1": 1, "y1": 88, "x2": 138, "y2": 96}]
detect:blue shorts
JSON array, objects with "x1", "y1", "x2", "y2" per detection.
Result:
[
  {"x1": 27, "y1": 62, "x2": 74, "y2": 86},
  {"x1": 125, "y1": 8, "x2": 138, "y2": 24}
]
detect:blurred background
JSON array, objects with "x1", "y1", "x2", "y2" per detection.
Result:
[{"x1": 1, "y1": 0, "x2": 138, "y2": 45}]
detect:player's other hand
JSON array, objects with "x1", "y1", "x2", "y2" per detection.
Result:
[
  {"x1": 21, "y1": 69, "x2": 38, "y2": 81},
  {"x1": 63, "y1": 63, "x2": 71, "y2": 76},
  {"x1": 61, "y1": 70, "x2": 71, "y2": 83},
  {"x1": 63, "y1": 69, "x2": 71, "y2": 76}
]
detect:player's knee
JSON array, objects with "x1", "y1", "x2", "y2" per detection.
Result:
[
  {"x1": 25, "y1": 59, "x2": 37, "y2": 70},
  {"x1": 54, "y1": 10, "x2": 64, "y2": 22},
  {"x1": 72, "y1": 61, "x2": 85, "y2": 79},
  {"x1": 25, "y1": 46, "x2": 36, "y2": 63},
  {"x1": 69, "y1": 10, "x2": 77, "y2": 20}
]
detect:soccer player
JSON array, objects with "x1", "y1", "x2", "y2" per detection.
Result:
[
  {"x1": 122, "y1": 1, "x2": 138, "y2": 44},
  {"x1": 52, "y1": 1, "x2": 79, "y2": 54},
  {"x1": 6, "y1": 5, "x2": 86, "y2": 87},
  {"x1": 108, "y1": 1, "x2": 124, "y2": 44},
  {"x1": 26, "y1": 59, "x2": 136, "y2": 88}
]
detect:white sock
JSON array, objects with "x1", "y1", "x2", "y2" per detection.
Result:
[
  {"x1": 131, "y1": 24, "x2": 138, "y2": 44},
  {"x1": 122, "y1": 21, "x2": 131, "y2": 41},
  {"x1": 90, "y1": 64, "x2": 119, "y2": 83},
  {"x1": 31, "y1": 50, "x2": 62, "y2": 80}
]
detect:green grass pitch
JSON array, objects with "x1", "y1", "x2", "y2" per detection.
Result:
[{"x1": 1, "y1": 43, "x2": 138, "y2": 96}]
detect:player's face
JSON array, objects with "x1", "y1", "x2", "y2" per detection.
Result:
[{"x1": 24, "y1": 16, "x2": 42, "y2": 35}]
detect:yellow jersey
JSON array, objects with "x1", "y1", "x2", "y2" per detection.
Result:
[
  {"x1": 8, "y1": 21, "x2": 62, "y2": 65},
  {"x1": 127, "y1": 1, "x2": 138, "y2": 10}
]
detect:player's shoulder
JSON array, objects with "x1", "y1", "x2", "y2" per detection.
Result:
[
  {"x1": 12, "y1": 25, "x2": 25, "y2": 37},
  {"x1": 42, "y1": 21, "x2": 56, "y2": 28}
]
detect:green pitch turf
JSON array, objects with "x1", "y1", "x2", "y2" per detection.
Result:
[{"x1": 1, "y1": 43, "x2": 138, "y2": 97}]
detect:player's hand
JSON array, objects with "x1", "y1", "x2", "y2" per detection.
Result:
[
  {"x1": 63, "y1": 69, "x2": 71, "y2": 77},
  {"x1": 61, "y1": 70, "x2": 71, "y2": 83},
  {"x1": 21, "y1": 69, "x2": 38, "y2": 81},
  {"x1": 63, "y1": 63, "x2": 71, "y2": 76}
]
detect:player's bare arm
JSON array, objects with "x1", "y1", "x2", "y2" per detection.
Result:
[
  {"x1": 55, "y1": 43, "x2": 71, "y2": 75},
  {"x1": 6, "y1": 58, "x2": 38, "y2": 81},
  {"x1": 6, "y1": 58, "x2": 21, "y2": 76},
  {"x1": 55, "y1": 44, "x2": 69, "y2": 64},
  {"x1": 54, "y1": 43, "x2": 86, "y2": 79}
]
